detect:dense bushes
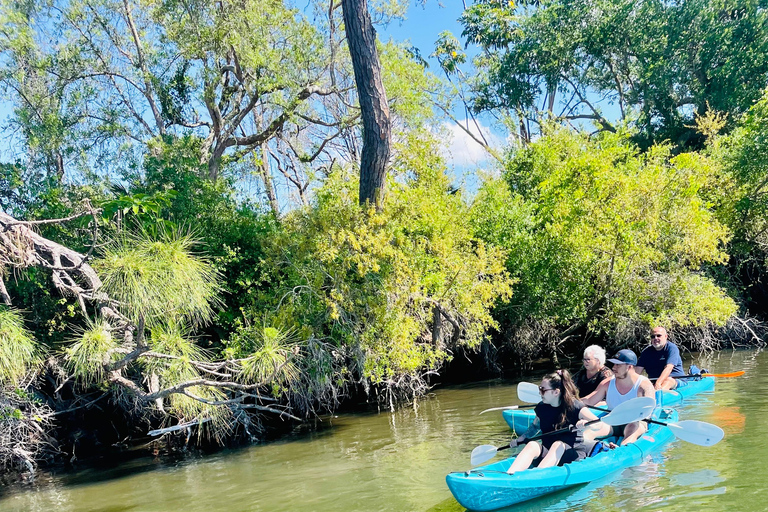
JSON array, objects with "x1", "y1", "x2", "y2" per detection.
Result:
[{"x1": 472, "y1": 128, "x2": 738, "y2": 358}]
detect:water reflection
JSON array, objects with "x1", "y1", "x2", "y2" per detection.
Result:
[{"x1": 0, "y1": 349, "x2": 764, "y2": 511}]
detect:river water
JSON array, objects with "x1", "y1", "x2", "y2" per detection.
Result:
[{"x1": 0, "y1": 349, "x2": 764, "y2": 511}]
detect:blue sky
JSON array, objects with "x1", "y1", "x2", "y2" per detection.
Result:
[
  {"x1": 378, "y1": 1, "x2": 505, "y2": 186},
  {"x1": 380, "y1": 1, "x2": 467, "y2": 60},
  {"x1": 0, "y1": 1, "x2": 498, "y2": 187}
]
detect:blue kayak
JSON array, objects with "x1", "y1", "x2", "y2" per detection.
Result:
[
  {"x1": 446, "y1": 407, "x2": 680, "y2": 511},
  {"x1": 502, "y1": 375, "x2": 714, "y2": 432}
]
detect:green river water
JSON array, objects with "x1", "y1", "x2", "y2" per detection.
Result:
[{"x1": 0, "y1": 348, "x2": 765, "y2": 511}]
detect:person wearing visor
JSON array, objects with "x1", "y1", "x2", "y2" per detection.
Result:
[
  {"x1": 581, "y1": 349, "x2": 656, "y2": 448},
  {"x1": 635, "y1": 326, "x2": 686, "y2": 391}
]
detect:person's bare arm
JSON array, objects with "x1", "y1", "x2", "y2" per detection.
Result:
[
  {"x1": 637, "y1": 377, "x2": 657, "y2": 399},
  {"x1": 511, "y1": 417, "x2": 541, "y2": 447},
  {"x1": 634, "y1": 365, "x2": 645, "y2": 376},
  {"x1": 581, "y1": 379, "x2": 609, "y2": 406},
  {"x1": 578, "y1": 406, "x2": 599, "y2": 422},
  {"x1": 654, "y1": 363, "x2": 675, "y2": 390}
]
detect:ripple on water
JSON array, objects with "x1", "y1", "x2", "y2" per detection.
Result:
[{"x1": 0, "y1": 351, "x2": 766, "y2": 512}]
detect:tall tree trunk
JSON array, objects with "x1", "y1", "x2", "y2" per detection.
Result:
[
  {"x1": 342, "y1": 0, "x2": 391, "y2": 209},
  {"x1": 259, "y1": 142, "x2": 280, "y2": 216},
  {"x1": 547, "y1": 83, "x2": 556, "y2": 114}
]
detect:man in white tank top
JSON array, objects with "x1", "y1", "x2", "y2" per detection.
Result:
[{"x1": 581, "y1": 349, "x2": 656, "y2": 449}]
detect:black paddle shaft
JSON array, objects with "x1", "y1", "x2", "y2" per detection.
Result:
[{"x1": 494, "y1": 418, "x2": 600, "y2": 452}]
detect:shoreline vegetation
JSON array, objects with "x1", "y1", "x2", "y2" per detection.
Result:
[{"x1": 2, "y1": 0, "x2": 768, "y2": 485}]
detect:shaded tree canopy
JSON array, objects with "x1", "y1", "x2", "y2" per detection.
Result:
[{"x1": 453, "y1": 0, "x2": 768, "y2": 147}]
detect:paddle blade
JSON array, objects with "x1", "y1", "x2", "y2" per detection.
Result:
[
  {"x1": 668, "y1": 420, "x2": 725, "y2": 446},
  {"x1": 599, "y1": 396, "x2": 656, "y2": 426},
  {"x1": 702, "y1": 371, "x2": 745, "y2": 378},
  {"x1": 517, "y1": 382, "x2": 542, "y2": 404},
  {"x1": 470, "y1": 444, "x2": 499, "y2": 466},
  {"x1": 674, "y1": 370, "x2": 745, "y2": 380}
]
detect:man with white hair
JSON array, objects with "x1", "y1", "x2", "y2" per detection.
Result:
[{"x1": 573, "y1": 345, "x2": 613, "y2": 397}]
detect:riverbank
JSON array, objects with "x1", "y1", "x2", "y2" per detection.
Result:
[
  {"x1": 3, "y1": 333, "x2": 760, "y2": 486},
  {"x1": 0, "y1": 348, "x2": 759, "y2": 511}
]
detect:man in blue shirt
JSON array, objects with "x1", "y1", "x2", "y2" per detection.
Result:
[{"x1": 635, "y1": 326, "x2": 685, "y2": 391}]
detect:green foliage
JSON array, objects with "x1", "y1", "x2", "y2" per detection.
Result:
[
  {"x1": 432, "y1": 31, "x2": 467, "y2": 75},
  {"x1": 380, "y1": 42, "x2": 442, "y2": 129},
  {"x1": 0, "y1": 157, "x2": 110, "y2": 346},
  {"x1": 457, "y1": 0, "x2": 768, "y2": 147},
  {"x1": 0, "y1": 307, "x2": 41, "y2": 386},
  {"x1": 93, "y1": 228, "x2": 224, "y2": 328},
  {"x1": 259, "y1": 139, "x2": 513, "y2": 384},
  {"x1": 0, "y1": 0, "x2": 356, "y2": 192},
  {"x1": 148, "y1": 319, "x2": 232, "y2": 441},
  {"x1": 135, "y1": 135, "x2": 279, "y2": 330},
  {"x1": 620, "y1": 271, "x2": 738, "y2": 329},
  {"x1": 472, "y1": 128, "x2": 736, "y2": 342},
  {"x1": 229, "y1": 323, "x2": 300, "y2": 396},
  {"x1": 152, "y1": 0, "x2": 325, "y2": 82},
  {"x1": 714, "y1": 91, "x2": 768, "y2": 255},
  {"x1": 0, "y1": 162, "x2": 30, "y2": 217},
  {"x1": 64, "y1": 319, "x2": 117, "y2": 387},
  {"x1": 0, "y1": 0, "x2": 142, "y2": 180},
  {"x1": 146, "y1": 322, "x2": 232, "y2": 437},
  {"x1": 99, "y1": 189, "x2": 179, "y2": 234}
]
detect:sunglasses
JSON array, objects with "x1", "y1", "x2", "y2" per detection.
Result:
[
  {"x1": 651, "y1": 334, "x2": 664, "y2": 338},
  {"x1": 538, "y1": 386, "x2": 556, "y2": 393}
]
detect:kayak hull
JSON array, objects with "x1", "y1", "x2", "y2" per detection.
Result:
[
  {"x1": 502, "y1": 375, "x2": 714, "y2": 432},
  {"x1": 446, "y1": 408, "x2": 679, "y2": 511}
]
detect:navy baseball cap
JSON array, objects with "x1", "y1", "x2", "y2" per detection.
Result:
[{"x1": 607, "y1": 349, "x2": 637, "y2": 365}]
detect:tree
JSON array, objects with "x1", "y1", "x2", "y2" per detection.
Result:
[
  {"x1": 707, "y1": 92, "x2": 768, "y2": 315},
  {"x1": 0, "y1": 208, "x2": 305, "y2": 448},
  {"x1": 453, "y1": 0, "x2": 768, "y2": 148},
  {"x1": 258, "y1": 137, "x2": 513, "y2": 402},
  {"x1": 472, "y1": 127, "x2": 737, "y2": 358},
  {"x1": 342, "y1": 0, "x2": 391, "y2": 208},
  {"x1": 0, "y1": 0, "x2": 354, "y2": 211}
]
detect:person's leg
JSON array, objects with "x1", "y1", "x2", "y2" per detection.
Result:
[
  {"x1": 506, "y1": 441, "x2": 542, "y2": 474},
  {"x1": 582, "y1": 421, "x2": 613, "y2": 453},
  {"x1": 620, "y1": 421, "x2": 649, "y2": 445},
  {"x1": 561, "y1": 444, "x2": 587, "y2": 465},
  {"x1": 537, "y1": 441, "x2": 568, "y2": 469}
]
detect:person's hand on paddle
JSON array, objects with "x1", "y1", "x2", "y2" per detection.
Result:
[
  {"x1": 509, "y1": 435, "x2": 527, "y2": 448},
  {"x1": 575, "y1": 419, "x2": 601, "y2": 431}
]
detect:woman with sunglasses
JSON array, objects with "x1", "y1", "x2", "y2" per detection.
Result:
[
  {"x1": 573, "y1": 345, "x2": 613, "y2": 398},
  {"x1": 506, "y1": 369, "x2": 599, "y2": 474}
]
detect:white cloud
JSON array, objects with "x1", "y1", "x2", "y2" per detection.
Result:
[{"x1": 440, "y1": 120, "x2": 503, "y2": 167}]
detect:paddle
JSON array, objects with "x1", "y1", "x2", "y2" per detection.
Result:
[
  {"x1": 691, "y1": 371, "x2": 744, "y2": 378},
  {"x1": 644, "y1": 418, "x2": 725, "y2": 446},
  {"x1": 517, "y1": 381, "x2": 545, "y2": 404},
  {"x1": 650, "y1": 371, "x2": 745, "y2": 381},
  {"x1": 479, "y1": 404, "x2": 537, "y2": 415},
  {"x1": 470, "y1": 396, "x2": 656, "y2": 465}
]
